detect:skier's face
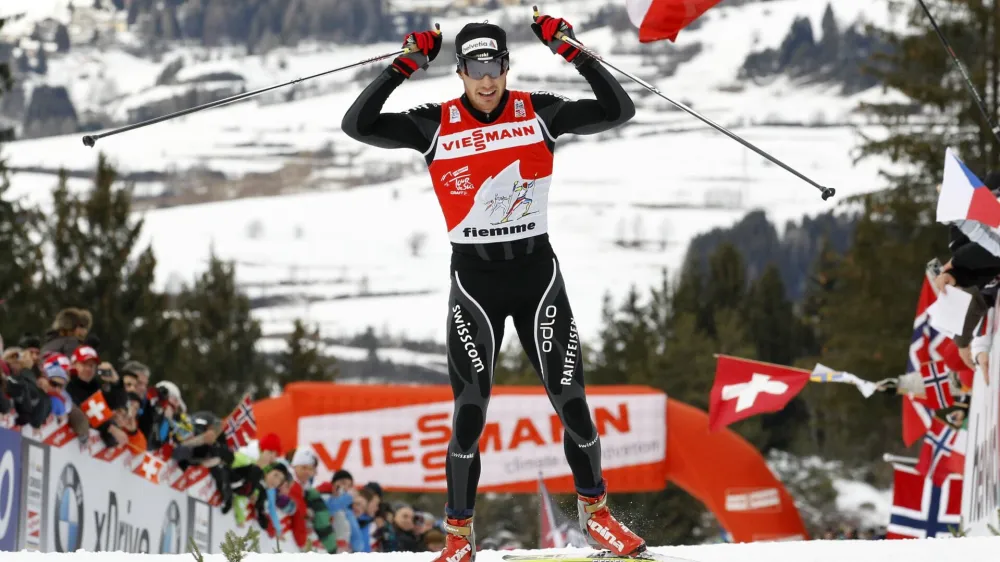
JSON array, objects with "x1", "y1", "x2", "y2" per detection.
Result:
[{"x1": 459, "y1": 59, "x2": 507, "y2": 114}]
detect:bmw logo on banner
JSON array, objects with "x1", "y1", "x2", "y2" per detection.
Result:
[
  {"x1": 54, "y1": 464, "x2": 84, "y2": 553},
  {"x1": 0, "y1": 428, "x2": 22, "y2": 552},
  {"x1": 159, "y1": 500, "x2": 182, "y2": 554}
]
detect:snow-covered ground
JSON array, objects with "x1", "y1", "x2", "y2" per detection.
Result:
[
  {"x1": 4, "y1": 537, "x2": 999, "y2": 561},
  {"x1": 1, "y1": 0, "x2": 914, "y2": 349}
]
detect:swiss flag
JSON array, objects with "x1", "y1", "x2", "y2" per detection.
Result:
[
  {"x1": 81, "y1": 391, "x2": 114, "y2": 428},
  {"x1": 625, "y1": 0, "x2": 723, "y2": 43},
  {"x1": 133, "y1": 452, "x2": 166, "y2": 484},
  {"x1": 708, "y1": 355, "x2": 810, "y2": 431},
  {"x1": 886, "y1": 464, "x2": 962, "y2": 539}
]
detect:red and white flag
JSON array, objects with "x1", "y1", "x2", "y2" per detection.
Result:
[
  {"x1": 625, "y1": 0, "x2": 723, "y2": 43},
  {"x1": 936, "y1": 147, "x2": 1000, "y2": 228},
  {"x1": 916, "y1": 419, "x2": 964, "y2": 486},
  {"x1": 133, "y1": 451, "x2": 167, "y2": 484},
  {"x1": 224, "y1": 393, "x2": 257, "y2": 450},
  {"x1": 915, "y1": 361, "x2": 956, "y2": 410},
  {"x1": 886, "y1": 463, "x2": 962, "y2": 539},
  {"x1": 537, "y1": 474, "x2": 588, "y2": 549},
  {"x1": 81, "y1": 391, "x2": 114, "y2": 428},
  {"x1": 902, "y1": 277, "x2": 967, "y2": 446},
  {"x1": 708, "y1": 355, "x2": 810, "y2": 431}
]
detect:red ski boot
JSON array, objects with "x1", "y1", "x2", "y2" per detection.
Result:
[
  {"x1": 577, "y1": 487, "x2": 646, "y2": 557},
  {"x1": 431, "y1": 516, "x2": 476, "y2": 562}
]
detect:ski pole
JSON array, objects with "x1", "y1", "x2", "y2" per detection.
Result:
[
  {"x1": 882, "y1": 453, "x2": 919, "y2": 465},
  {"x1": 83, "y1": 24, "x2": 441, "y2": 148},
  {"x1": 532, "y1": 6, "x2": 835, "y2": 201},
  {"x1": 916, "y1": 0, "x2": 1000, "y2": 144}
]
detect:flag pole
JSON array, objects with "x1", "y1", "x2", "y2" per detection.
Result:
[
  {"x1": 883, "y1": 453, "x2": 919, "y2": 465},
  {"x1": 712, "y1": 353, "x2": 813, "y2": 374}
]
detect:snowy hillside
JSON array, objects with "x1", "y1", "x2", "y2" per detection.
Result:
[
  {"x1": 4, "y1": 536, "x2": 1000, "y2": 561},
  {"x1": 1, "y1": 0, "x2": 913, "y2": 356}
]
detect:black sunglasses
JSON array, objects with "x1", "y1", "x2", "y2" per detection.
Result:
[{"x1": 459, "y1": 56, "x2": 509, "y2": 80}]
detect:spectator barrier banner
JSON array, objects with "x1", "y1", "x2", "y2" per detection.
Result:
[
  {"x1": 961, "y1": 293, "x2": 1000, "y2": 536},
  {"x1": 0, "y1": 427, "x2": 21, "y2": 551},
  {"x1": 295, "y1": 388, "x2": 668, "y2": 493},
  {"x1": 256, "y1": 383, "x2": 810, "y2": 542},
  {"x1": 0, "y1": 422, "x2": 302, "y2": 554}
]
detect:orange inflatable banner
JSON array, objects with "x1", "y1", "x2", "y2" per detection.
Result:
[{"x1": 254, "y1": 383, "x2": 809, "y2": 542}]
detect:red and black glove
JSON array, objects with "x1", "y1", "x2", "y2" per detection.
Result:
[
  {"x1": 531, "y1": 14, "x2": 582, "y2": 63},
  {"x1": 392, "y1": 30, "x2": 442, "y2": 78}
]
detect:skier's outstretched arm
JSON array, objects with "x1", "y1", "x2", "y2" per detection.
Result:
[
  {"x1": 529, "y1": 14, "x2": 636, "y2": 138},
  {"x1": 341, "y1": 30, "x2": 443, "y2": 152}
]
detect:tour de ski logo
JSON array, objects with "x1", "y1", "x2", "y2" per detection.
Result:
[
  {"x1": 484, "y1": 179, "x2": 538, "y2": 225},
  {"x1": 54, "y1": 463, "x2": 84, "y2": 553},
  {"x1": 159, "y1": 500, "x2": 182, "y2": 554}
]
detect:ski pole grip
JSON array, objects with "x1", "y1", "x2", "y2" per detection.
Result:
[
  {"x1": 402, "y1": 24, "x2": 442, "y2": 54},
  {"x1": 532, "y1": 6, "x2": 567, "y2": 41}
]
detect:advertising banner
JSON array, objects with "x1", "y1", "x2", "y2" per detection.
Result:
[
  {"x1": 19, "y1": 441, "x2": 47, "y2": 552},
  {"x1": 960, "y1": 293, "x2": 1000, "y2": 536},
  {"x1": 298, "y1": 392, "x2": 667, "y2": 491},
  {"x1": 0, "y1": 428, "x2": 21, "y2": 551},
  {"x1": 45, "y1": 441, "x2": 192, "y2": 554}
]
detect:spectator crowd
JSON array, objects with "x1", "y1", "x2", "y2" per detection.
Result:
[{"x1": 0, "y1": 306, "x2": 446, "y2": 554}]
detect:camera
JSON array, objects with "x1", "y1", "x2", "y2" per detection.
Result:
[{"x1": 97, "y1": 367, "x2": 113, "y2": 379}]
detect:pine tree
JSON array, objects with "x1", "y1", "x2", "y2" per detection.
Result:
[
  {"x1": 819, "y1": 3, "x2": 839, "y2": 64},
  {"x1": 859, "y1": 0, "x2": 999, "y2": 177},
  {"x1": 55, "y1": 24, "x2": 71, "y2": 53},
  {"x1": 704, "y1": 243, "x2": 747, "y2": 336},
  {"x1": 35, "y1": 48, "x2": 47, "y2": 75},
  {"x1": 39, "y1": 158, "x2": 176, "y2": 367},
  {"x1": 173, "y1": 254, "x2": 265, "y2": 414},
  {"x1": 274, "y1": 319, "x2": 338, "y2": 388},
  {"x1": 0, "y1": 36, "x2": 47, "y2": 341},
  {"x1": 746, "y1": 264, "x2": 797, "y2": 365}
]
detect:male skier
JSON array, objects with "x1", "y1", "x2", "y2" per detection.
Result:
[{"x1": 342, "y1": 11, "x2": 644, "y2": 562}]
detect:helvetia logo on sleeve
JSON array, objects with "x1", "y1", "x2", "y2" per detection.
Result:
[{"x1": 54, "y1": 463, "x2": 84, "y2": 552}]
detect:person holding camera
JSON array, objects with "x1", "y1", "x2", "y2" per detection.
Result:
[{"x1": 64, "y1": 345, "x2": 130, "y2": 447}]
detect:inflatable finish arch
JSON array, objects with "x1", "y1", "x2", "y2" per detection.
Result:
[{"x1": 253, "y1": 383, "x2": 807, "y2": 542}]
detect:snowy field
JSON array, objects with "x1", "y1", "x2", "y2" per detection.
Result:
[
  {"x1": 4, "y1": 537, "x2": 1000, "y2": 561},
  {"x1": 1, "y1": 0, "x2": 915, "y2": 349}
]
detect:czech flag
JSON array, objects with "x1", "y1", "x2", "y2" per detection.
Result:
[
  {"x1": 936, "y1": 147, "x2": 1000, "y2": 227},
  {"x1": 625, "y1": 0, "x2": 723, "y2": 43}
]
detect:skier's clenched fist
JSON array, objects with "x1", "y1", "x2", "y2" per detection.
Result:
[
  {"x1": 531, "y1": 13, "x2": 583, "y2": 62},
  {"x1": 392, "y1": 29, "x2": 443, "y2": 78}
]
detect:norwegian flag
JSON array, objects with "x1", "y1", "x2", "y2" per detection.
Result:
[
  {"x1": 537, "y1": 474, "x2": 588, "y2": 548},
  {"x1": 886, "y1": 464, "x2": 962, "y2": 539},
  {"x1": 81, "y1": 391, "x2": 114, "y2": 428},
  {"x1": 133, "y1": 451, "x2": 167, "y2": 484},
  {"x1": 916, "y1": 419, "x2": 964, "y2": 485},
  {"x1": 903, "y1": 277, "x2": 967, "y2": 445},
  {"x1": 224, "y1": 394, "x2": 257, "y2": 450},
  {"x1": 916, "y1": 361, "x2": 956, "y2": 410}
]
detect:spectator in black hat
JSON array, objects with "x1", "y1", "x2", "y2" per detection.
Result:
[{"x1": 17, "y1": 334, "x2": 41, "y2": 375}]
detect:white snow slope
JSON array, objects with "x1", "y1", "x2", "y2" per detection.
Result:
[
  {"x1": 1, "y1": 0, "x2": 914, "y2": 351},
  {"x1": 5, "y1": 537, "x2": 1000, "y2": 562}
]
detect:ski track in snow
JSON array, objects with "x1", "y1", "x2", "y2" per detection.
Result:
[
  {"x1": 4, "y1": 537, "x2": 1000, "y2": 560},
  {"x1": 2, "y1": 0, "x2": 914, "y2": 351}
]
